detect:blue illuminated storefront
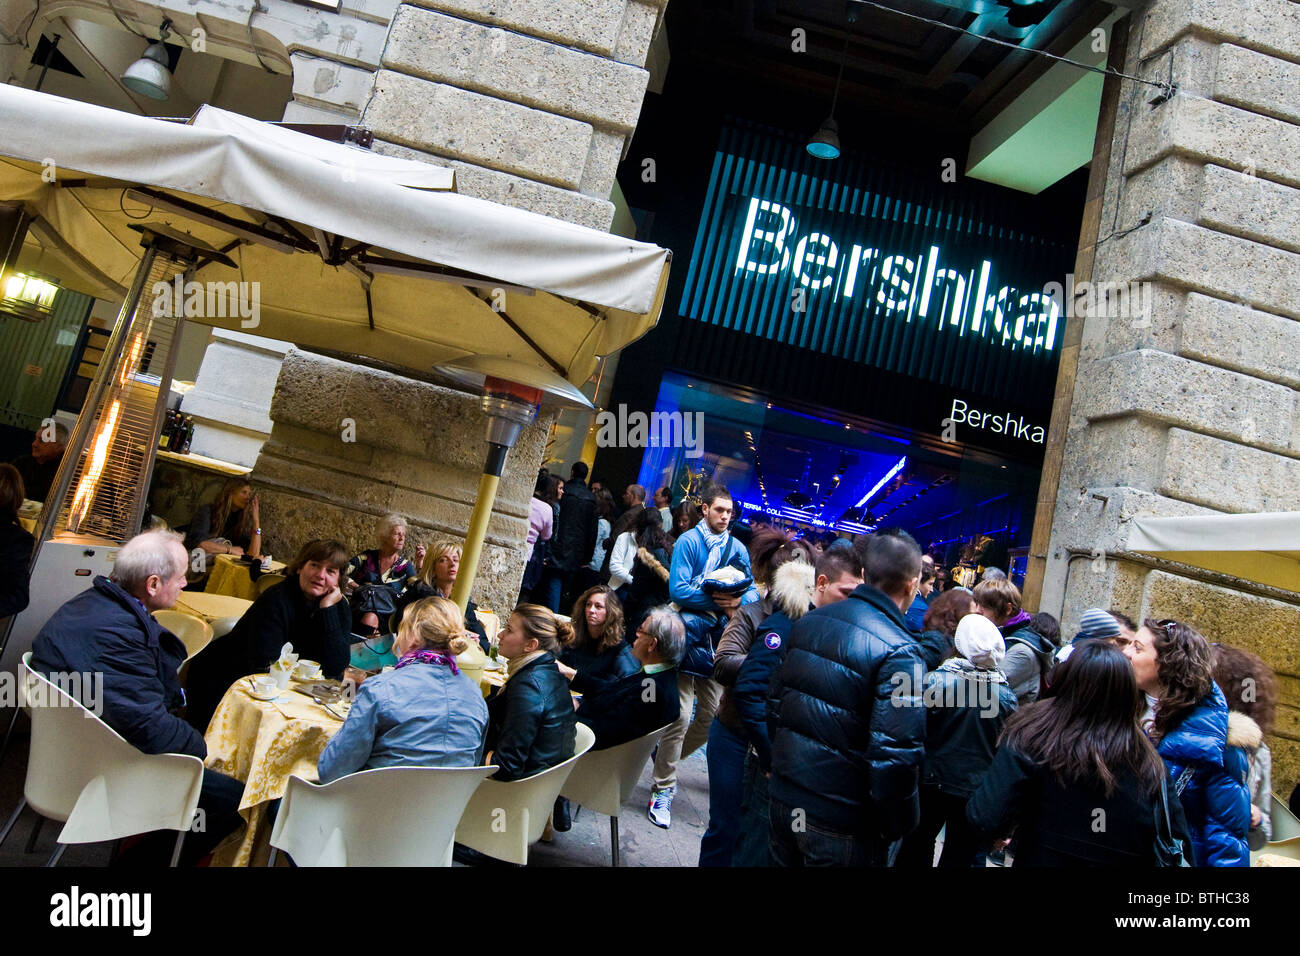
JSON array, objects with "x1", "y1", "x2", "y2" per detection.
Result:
[{"x1": 605, "y1": 118, "x2": 1079, "y2": 576}]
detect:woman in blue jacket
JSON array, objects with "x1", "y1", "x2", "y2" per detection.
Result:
[{"x1": 1124, "y1": 619, "x2": 1251, "y2": 866}]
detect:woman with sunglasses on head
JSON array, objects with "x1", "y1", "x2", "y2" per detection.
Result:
[{"x1": 1123, "y1": 619, "x2": 1251, "y2": 866}]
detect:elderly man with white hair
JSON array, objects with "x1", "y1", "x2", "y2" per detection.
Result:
[{"x1": 31, "y1": 528, "x2": 244, "y2": 865}]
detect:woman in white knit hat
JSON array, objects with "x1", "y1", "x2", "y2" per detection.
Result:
[{"x1": 896, "y1": 613, "x2": 1018, "y2": 868}]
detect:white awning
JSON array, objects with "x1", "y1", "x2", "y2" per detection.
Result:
[
  {"x1": 0, "y1": 85, "x2": 671, "y2": 385},
  {"x1": 1127, "y1": 511, "x2": 1300, "y2": 593}
]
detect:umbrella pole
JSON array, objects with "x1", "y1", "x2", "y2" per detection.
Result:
[{"x1": 451, "y1": 443, "x2": 509, "y2": 616}]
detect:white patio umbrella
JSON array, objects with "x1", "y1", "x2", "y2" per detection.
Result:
[
  {"x1": 0, "y1": 84, "x2": 671, "y2": 612},
  {"x1": 1128, "y1": 511, "x2": 1300, "y2": 593}
]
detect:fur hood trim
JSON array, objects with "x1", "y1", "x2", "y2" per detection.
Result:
[
  {"x1": 1227, "y1": 710, "x2": 1263, "y2": 750},
  {"x1": 770, "y1": 560, "x2": 815, "y2": 619},
  {"x1": 637, "y1": 546, "x2": 670, "y2": 583}
]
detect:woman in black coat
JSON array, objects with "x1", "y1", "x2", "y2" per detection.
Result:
[
  {"x1": 561, "y1": 585, "x2": 638, "y2": 682},
  {"x1": 0, "y1": 465, "x2": 35, "y2": 625},
  {"x1": 184, "y1": 539, "x2": 353, "y2": 733},
  {"x1": 620, "y1": 508, "x2": 674, "y2": 642},
  {"x1": 486, "y1": 604, "x2": 577, "y2": 781},
  {"x1": 967, "y1": 640, "x2": 1193, "y2": 866}
]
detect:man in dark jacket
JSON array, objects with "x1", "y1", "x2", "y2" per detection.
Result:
[
  {"x1": 541, "y1": 462, "x2": 598, "y2": 612},
  {"x1": 30, "y1": 529, "x2": 244, "y2": 865},
  {"x1": 768, "y1": 529, "x2": 926, "y2": 866},
  {"x1": 562, "y1": 604, "x2": 683, "y2": 750}
]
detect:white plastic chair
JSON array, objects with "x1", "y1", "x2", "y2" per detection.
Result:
[
  {"x1": 268, "y1": 765, "x2": 498, "y2": 867},
  {"x1": 1270, "y1": 792, "x2": 1300, "y2": 842},
  {"x1": 0, "y1": 654, "x2": 204, "y2": 866},
  {"x1": 153, "y1": 610, "x2": 214, "y2": 661},
  {"x1": 209, "y1": 616, "x2": 241, "y2": 639},
  {"x1": 255, "y1": 573, "x2": 286, "y2": 596},
  {"x1": 454, "y1": 723, "x2": 596, "y2": 865},
  {"x1": 561, "y1": 722, "x2": 671, "y2": 866}
]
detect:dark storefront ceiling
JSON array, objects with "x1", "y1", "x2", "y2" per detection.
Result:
[{"x1": 677, "y1": 0, "x2": 1122, "y2": 130}]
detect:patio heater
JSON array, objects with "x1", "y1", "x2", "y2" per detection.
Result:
[
  {"x1": 0, "y1": 224, "x2": 235, "y2": 677},
  {"x1": 433, "y1": 355, "x2": 593, "y2": 616}
]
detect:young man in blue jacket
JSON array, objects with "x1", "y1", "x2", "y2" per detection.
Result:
[
  {"x1": 648, "y1": 484, "x2": 758, "y2": 828},
  {"x1": 30, "y1": 529, "x2": 245, "y2": 865}
]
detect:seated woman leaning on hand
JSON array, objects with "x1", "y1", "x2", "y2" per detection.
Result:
[
  {"x1": 184, "y1": 539, "x2": 353, "y2": 733},
  {"x1": 318, "y1": 596, "x2": 489, "y2": 783},
  {"x1": 486, "y1": 604, "x2": 577, "y2": 781}
]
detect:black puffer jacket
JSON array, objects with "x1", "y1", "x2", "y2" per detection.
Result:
[
  {"x1": 919, "y1": 665, "x2": 1018, "y2": 796},
  {"x1": 486, "y1": 652, "x2": 577, "y2": 781},
  {"x1": 769, "y1": 583, "x2": 926, "y2": 838},
  {"x1": 549, "y1": 478, "x2": 598, "y2": 573}
]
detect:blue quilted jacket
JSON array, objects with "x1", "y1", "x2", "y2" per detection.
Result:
[{"x1": 1157, "y1": 683, "x2": 1251, "y2": 867}]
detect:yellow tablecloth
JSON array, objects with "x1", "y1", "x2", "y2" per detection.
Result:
[
  {"x1": 205, "y1": 554, "x2": 287, "y2": 600},
  {"x1": 174, "y1": 591, "x2": 253, "y2": 624},
  {"x1": 204, "y1": 677, "x2": 345, "y2": 867}
]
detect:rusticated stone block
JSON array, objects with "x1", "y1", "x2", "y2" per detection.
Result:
[
  {"x1": 579, "y1": 128, "x2": 626, "y2": 198},
  {"x1": 1140, "y1": 0, "x2": 1300, "y2": 63},
  {"x1": 403, "y1": 0, "x2": 649, "y2": 57},
  {"x1": 1099, "y1": 218, "x2": 1300, "y2": 320},
  {"x1": 1215, "y1": 44, "x2": 1300, "y2": 125},
  {"x1": 1198, "y1": 165, "x2": 1300, "y2": 255},
  {"x1": 614, "y1": 0, "x2": 660, "y2": 68},
  {"x1": 1124, "y1": 94, "x2": 1300, "y2": 188},
  {"x1": 1080, "y1": 349, "x2": 1298, "y2": 455},
  {"x1": 371, "y1": 139, "x2": 615, "y2": 229},
  {"x1": 362, "y1": 71, "x2": 592, "y2": 188},
  {"x1": 1179, "y1": 293, "x2": 1300, "y2": 389},
  {"x1": 1161, "y1": 429, "x2": 1300, "y2": 513},
  {"x1": 383, "y1": 7, "x2": 649, "y2": 131}
]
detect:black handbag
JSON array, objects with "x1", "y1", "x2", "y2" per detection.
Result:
[
  {"x1": 1154, "y1": 768, "x2": 1193, "y2": 867},
  {"x1": 353, "y1": 582, "x2": 398, "y2": 619}
]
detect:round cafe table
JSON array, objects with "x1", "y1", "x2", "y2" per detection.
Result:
[
  {"x1": 203, "y1": 676, "x2": 345, "y2": 866},
  {"x1": 205, "y1": 553, "x2": 287, "y2": 600},
  {"x1": 173, "y1": 591, "x2": 253, "y2": 624}
]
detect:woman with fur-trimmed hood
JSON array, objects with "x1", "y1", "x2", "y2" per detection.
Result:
[
  {"x1": 619, "y1": 507, "x2": 674, "y2": 642},
  {"x1": 1212, "y1": 644, "x2": 1276, "y2": 849}
]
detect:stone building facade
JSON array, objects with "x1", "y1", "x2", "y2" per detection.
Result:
[{"x1": 1028, "y1": 0, "x2": 1300, "y2": 795}]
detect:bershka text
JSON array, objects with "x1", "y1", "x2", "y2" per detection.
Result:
[
  {"x1": 50, "y1": 886, "x2": 151, "y2": 936},
  {"x1": 950, "y1": 398, "x2": 1045, "y2": 444}
]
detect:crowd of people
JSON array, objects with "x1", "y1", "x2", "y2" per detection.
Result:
[{"x1": 8, "y1": 453, "x2": 1295, "y2": 869}]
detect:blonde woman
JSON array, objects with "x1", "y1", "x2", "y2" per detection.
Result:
[
  {"x1": 185, "y1": 477, "x2": 261, "y2": 559},
  {"x1": 394, "y1": 539, "x2": 490, "y2": 651},
  {"x1": 318, "y1": 596, "x2": 489, "y2": 783}
]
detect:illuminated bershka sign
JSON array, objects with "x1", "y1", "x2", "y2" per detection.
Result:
[{"x1": 679, "y1": 121, "x2": 1075, "y2": 401}]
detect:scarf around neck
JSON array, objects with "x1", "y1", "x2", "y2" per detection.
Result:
[
  {"x1": 394, "y1": 648, "x2": 459, "y2": 675},
  {"x1": 1000, "y1": 609, "x2": 1033, "y2": 634},
  {"x1": 693, "y1": 519, "x2": 731, "y2": 584}
]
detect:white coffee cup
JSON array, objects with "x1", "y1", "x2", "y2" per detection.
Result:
[
  {"x1": 252, "y1": 675, "x2": 278, "y2": 696},
  {"x1": 294, "y1": 659, "x2": 321, "y2": 680}
]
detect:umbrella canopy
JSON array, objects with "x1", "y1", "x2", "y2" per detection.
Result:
[
  {"x1": 1127, "y1": 511, "x2": 1300, "y2": 593},
  {"x1": 0, "y1": 84, "x2": 670, "y2": 385}
]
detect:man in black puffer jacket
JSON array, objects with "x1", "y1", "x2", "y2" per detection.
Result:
[
  {"x1": 541, "y1": 462, "x2": 598, "y2": 612},
  {"x1": 768, "y1": 529, "x2": 926, "y2": 866}
]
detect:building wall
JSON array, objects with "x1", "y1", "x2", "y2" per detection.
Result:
[{"x1": 1036, "y1": 0, "x2": 1300, "y2": 798}]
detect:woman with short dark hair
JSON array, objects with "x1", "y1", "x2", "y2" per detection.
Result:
[
  {"x1": 1124, "y1": 620, "x2": 1252, "y2": 865},
  {"x1": 968, "y1": 640, "x2": 1192, "y2": 865},
  {"x1": 184, "y1": 539, "x2": 353, "y2": 733}
]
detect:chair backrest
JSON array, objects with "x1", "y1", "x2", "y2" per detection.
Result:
[
  {"x1": 455, "y1": 723, "x2": 596, "y2": 865},
  {"x1": 152, "y1": 610, "x2": 214, "y2": 660},
  {"x1": 269, "y1": 765, "x2": 497, "y2": 866},
  {"x1": 20, "y1": 654, "x2": 203, "y2": 843},
  {"x1": 256, "y1": 573, "x2": 286, "y2": 596},
  {"x1": 560, "y1": 722, "x2": 672, "y2": 817},
  {"x1": 209, "y1": 616, "x2": 241, "y2": 639},
  {"x1": 1271, "y1": 792, "x2": 1300, "y2": 843}
]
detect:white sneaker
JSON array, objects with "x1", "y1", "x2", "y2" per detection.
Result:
[{"x1": 648, "y1": 787, "x2": 674, "y2": 829}]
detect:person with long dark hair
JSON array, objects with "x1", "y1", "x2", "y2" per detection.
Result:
[
  {"x1": 619, "y1": 505, "x2": 676, "y2": 639},
  {"x1": 561, "y1": 584, "x2": 638, "y2": 682},
  {"x1": 1211, "y1": 643, "x2": 1276, "y2": 849},
  {"x1": 185, "y1": 477, "x2": 262, "y2": 560},
  {"x1": 967, "y1": 640, "x2": 1193, "y2": 865},
  {"x1": 1124, "y1": 619, "x2": 1252, "y2": 866}
]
